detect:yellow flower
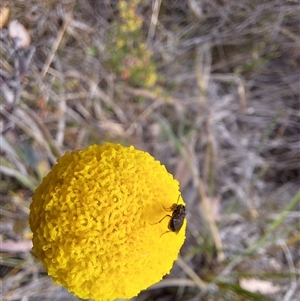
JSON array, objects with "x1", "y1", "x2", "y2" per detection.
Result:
[
  {"x1": 144, "y1": 69, "x2": 157, "y2": 88},
  {"x1": 116, "y1": 38, "x2": 125, "y2": 48},
  {"x1": 118, "y1": 0, "x2": 127, "y2": 11},
  {"x1": 29, "y1": 143, "x2": 186, "y2": 300}
]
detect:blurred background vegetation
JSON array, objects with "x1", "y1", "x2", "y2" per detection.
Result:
[{"x1": 0, "y1": 0, "x2": 299, "y2": 300}]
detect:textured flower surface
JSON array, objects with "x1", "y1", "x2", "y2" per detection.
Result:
[{"x1": 29, "y1": 143, "x2": 186, "y2": 300}]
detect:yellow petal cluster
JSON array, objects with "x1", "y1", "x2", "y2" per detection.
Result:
[{"x1": 29, "y1": 143, "x2": 186, "y2": 300}]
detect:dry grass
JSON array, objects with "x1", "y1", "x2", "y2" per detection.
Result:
[{"x1": 1, "y1": 0, "x2": 299, "y2": 300}]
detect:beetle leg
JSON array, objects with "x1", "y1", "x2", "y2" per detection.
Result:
[
  {"x1": 160, "y1": 230, "x2": 171, "y2": 237},
  {"x1": 151, "y1": 214, "x2": 172, "y2": 225}
]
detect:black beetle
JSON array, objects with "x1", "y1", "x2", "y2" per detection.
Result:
[
  {"x1": 153, "y1": 195, "x2": 186, "y2": 235},
  {"x1": 166, "y1": 203, "x2": 186, "y2": 233}
]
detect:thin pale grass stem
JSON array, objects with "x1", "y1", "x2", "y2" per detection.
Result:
[
  {"x1": 147, "y1": 0, "x2": 162, "y2": 46},
  {"x1": 53, "y1": 60, "x2": 66, "y2": 148},
  {"x1": 176, "y1": 256, "x2": 207, "y2": 290},
  {"x1": 41, "y1": 12, "x2": 73, "y2": 77},
  {"x1": 204, "y1": 127, "x2": 216, "y2": 198},
  {"x1": 196, "y1": 43, "x2": 211, "y2": 101},
  {"x1": 149, "y1": 278, "x2": 198, "y2": 290},
  {"x1": 280, "y1": 241, "x2": 297, "y2": 301},
  {"x1": 279, "y1": 26, "x2": 300, "y2": 43}
]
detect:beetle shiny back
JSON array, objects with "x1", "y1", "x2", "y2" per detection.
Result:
[
  {"x1": 152, "y1": 196, "x2": 186, "y2": 236},
  {"x1": 168, "y1": 204, "x2": 186, "y2": 233}
]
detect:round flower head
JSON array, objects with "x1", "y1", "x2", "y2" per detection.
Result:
[{"x1": 29, "y1": 143, "x2": 186, "y2": 300}]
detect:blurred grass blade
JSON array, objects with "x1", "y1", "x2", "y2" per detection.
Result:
[
  {"x1": 1, "y1": 163, "x2": 38, "y2": 191},
  {"x1": 1, "y1": 134, "x2": 28, "y2": 176},
  {"x1": 217, "y1": 281, "x2": 274, "y2": 301},
  {"x1": 246, "y1": 189, "x2": 300, "y2": 255},
  {"x1": 1, "y1": 134, "x2": 19, "y2": 157}
]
